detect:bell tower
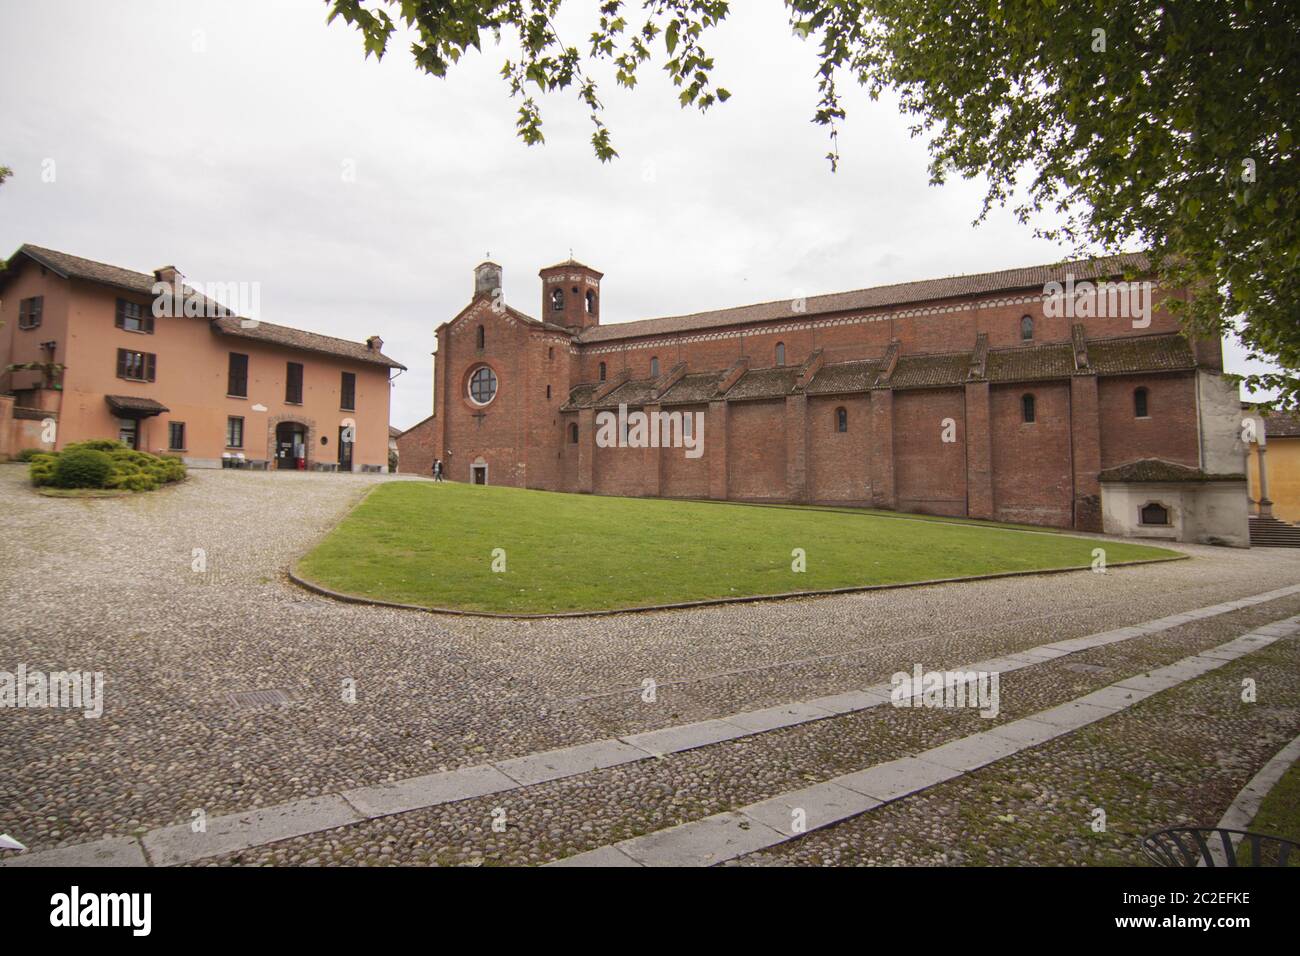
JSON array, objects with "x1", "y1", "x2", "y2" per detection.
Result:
[{"x1": 539, "y1": 258, "x2": 602, "y2": 331}]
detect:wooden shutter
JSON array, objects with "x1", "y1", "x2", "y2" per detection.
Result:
[
  {"x1": 116, "y1": 349, "x2": 127, "y2": 378},
  {"x1": 146, "y1": 353, "x2": 157, "y2": 382}
]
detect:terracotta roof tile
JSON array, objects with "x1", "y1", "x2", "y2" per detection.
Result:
[
  {"x1": 1089, "y1": 335, "x2": 1194, "y2": 376},
  {"x1": 659, "y1": 371, "x2": 725, "y2": 405},
  {"x1": 577, "y1": 252, "x2": 1150, "y2": 344},
  {"x1": 887, "y1": 352, "x2": 972, "y2": 390},
  {"x1": 1259, "y1": 410, "x2": 1300, "y2": 438},
  {"x1": 212, "y1": 317, "x2": 404, "y2": 369},
  {"x1": 562, "y1": 383, "x2": 600, "y2": 409},
  {"x1": 1099, "y1": 458, "x2": 1244, "y2": 482},
  {"x1": 723, "y1": 366, "x2": 801, "y2": 401},
  {"x1": 986, "y1": 343, "x2": 1076, "y2": 382},
  {"x1": 805, "y1": 359, "x2": 882, "y2": 395},
  {"x1": 7, "y1": 244, "x2": 405, "y2": 369},
  {"x1": 592, "y1": 378, "x2": 658, "y2": 409}
]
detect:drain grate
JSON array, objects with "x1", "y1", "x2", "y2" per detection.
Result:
[{"x1": 227, "y1": 688, "x2": 293, "y2": 709}]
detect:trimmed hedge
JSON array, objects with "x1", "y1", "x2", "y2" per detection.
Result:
[
  {"x1": 54, "y1": 448, "x2": 114, "y2": 488},
  {"x1": 29, "y1": 440, "x2": 187, "y2": 492}
]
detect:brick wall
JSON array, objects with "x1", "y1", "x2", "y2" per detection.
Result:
[
  {"x1": 989, "y1": 382, "x2": 1074, "y2": 527},
  {"x1": 893, "y1": 388, "x2": 968, "y2": 516},
  {"x1": 727, "y1": 400, "x2": 787, "y2": 500}
]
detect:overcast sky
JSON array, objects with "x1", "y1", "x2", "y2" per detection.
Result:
[{"x1": 0, "y1": 0, "x2": 1273, "y2": 428}]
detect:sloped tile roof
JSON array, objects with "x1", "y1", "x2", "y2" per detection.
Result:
[
  {"x1": 723, "y1": 366, "x2": 802, "y2": 401},
  {"x1": 1253, "y1": 409, "x2": 1300, "y2": 439},
  {"x1": 659, "y1": 371, "x2": 725, "y2": 405},
  {"x1": 105, "y1": 394, "x2": 170, "y2": 416},
  {"x1": 1089, "y1": 335, "x2": 1194, "y2": 376},
  {"x1": 577, "y1": 252, "x2": 1150, "y2": 344},
  {"x1": 6, "y1": 244, "x2": 405, "y2": 369},
  {"x1": 592, "y1": 378, "x2": 658, "y2": 409},
  {"x1": 805, "y1": 359, "x2": 882, "y2": 395},
  {"x1": 887, "y1": 352, "x2": 972, "y2": 390},
  {"x1": 212, "y1": 317, "x2": 404, "y2": 369},
  {"x1": 562, "y1": 383, "x2": 600, "y2": 409},
  {"x1": 986, "y1": 343, "x2": 1076, "y2": 382},
  {"x1": 1099, "y1": 458, "x2": 1245, "y2": 482}
]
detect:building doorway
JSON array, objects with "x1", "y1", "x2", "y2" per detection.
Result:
[
  {"x1": 337, "y1": 425, "x2": 353, "y2": 471},
  {"x1": 117, "y1": 418, "x2": 139, "y2": 450},
  {"x1": 472, "y1": 464, "x2": 487, "y2": 485},
  {"x1": 275, "y1": 421, "x2": 307, "y2": 470}
]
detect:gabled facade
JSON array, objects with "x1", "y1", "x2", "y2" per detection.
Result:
[{"x1": 0, "y1": 245, "x2": 404, "y2": 470}]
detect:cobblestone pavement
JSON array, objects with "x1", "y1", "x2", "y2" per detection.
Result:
[{"x1": 1, "y1": 464, "x2": 1297, "y2": 864}]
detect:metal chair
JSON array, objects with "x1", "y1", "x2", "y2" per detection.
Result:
[{"x1": 1142, "y1": 827, "x2": 1300, "y2": 867}]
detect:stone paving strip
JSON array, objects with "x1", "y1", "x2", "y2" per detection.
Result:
[
  {"x1": 4, "y1": 583, "x2": 1297, "y2": 868},
  {"x1": 1207, "y1": 729, "x2": 1300, "y2": 866},
  {"x1": 548, "y1": 615, "x2": 1300, "y2": 866}
]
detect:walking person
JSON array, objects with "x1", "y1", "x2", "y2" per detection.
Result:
[{"x1": 433, "y1": 458, "x2": 444, "y2": 483}]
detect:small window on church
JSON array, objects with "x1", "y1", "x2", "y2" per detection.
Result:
[
  {"x1": 546, "y1": 385, "x2": 551, "y2": 399},
  {"x1": 548, "y1": 346, "x2": 554, "y2": 361},
  {"x1": 586, "y1": 290, "x2": 597, "y2": 315},
  {"x1": 1140, "y1": 502, "x2": 1170, "y2": 526},
  {"x1": 1022, "y1": 394, "x2": 1036, "y2": 423},
  {"x1": 598, "y1": 362, "x2": 606, "y2": 382},
  {"x1": 1134, "y1": 387, "x2": 1149, "y2": 418},
  {"x1": 569, "y1": 423, "x2": 579, "y2": 444},
  {"x1": 551, "y1": 288, "x2": 565, "y2": 312},
  {"x1": 476, "y1": 325, "x2": 485, "y2": 349},
  {"x1": 1020, "y1": 315, "x2": 1034, "y2": 340},
  {"x1": 775, "y1": 342, "x2": 786, "y2": 366},
  {"x1": 835, "y1": 407, "x2": 848, "y2": 433},
  {"x1": 650, "y1": 357, "x2": 660, "y2": 378}
]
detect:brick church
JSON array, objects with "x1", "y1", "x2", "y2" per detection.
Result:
[{"x1": 398, "y1": 253, "x2": 1249, "y2": 545}]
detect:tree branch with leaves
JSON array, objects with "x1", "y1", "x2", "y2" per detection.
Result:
[{"x1": 327, "y1": 0, "x2": 1299, "y2": 408}]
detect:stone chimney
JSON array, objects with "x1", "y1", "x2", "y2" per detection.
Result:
[
  {"x1": 474, "y1": 261, "x2": 503, "y2": 299},
  {"x1": 366, "y1": 335, "x2": 383, "y2": 352}
]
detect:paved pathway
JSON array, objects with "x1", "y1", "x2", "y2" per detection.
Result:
[
  {"x1": 550, "y1": 616, "x2": 1300, "y2": 865},
  {"x1": 2, "y1": 464, "x2": 1299, "y2": 865}
]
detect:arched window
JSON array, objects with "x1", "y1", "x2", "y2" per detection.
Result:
[
  {"x1": 598, "y1": 362, "x2": 606, "y2": 382},
  {"x1": 546, "y1": 385, "x2": 551, "y2": 399},
  {"x1": 1140, "y1": 502, "x2": 1170, "y2": 526},
  {"x1": 1020, "y1": 315, "x2": 1034, "y2": 341},
  {"x1": 468, "y1": 365, "x2": 498, "y2": 405},
  {"x1": 835, "y1": 407, "x2": 848, "y2": 433},
  {"x1": 775, "y1": 342, "x2": 786, "y2": 366},
  {"x1": 551, "y1": 288, "x2": 565, "y2": 312},
  {"x1": 1134, "y1": 387, "x2": 1149, "y2": 418},
  {"x1": 650, "y1": 357, "x2": 660, "y2": 378},
  {"x1": 586, "y1": 290, "x2": 597, "y2": 315},
  {"x1": 569, "y1": 423, "x2": 579, "y2": 444},
  {"x1": 548, "y1": 346, "x2": 554, "y2": 360},
  {"x1": 1022, "y1": 393, "x2": 1036, "y2": 423},
  {"x1": 476, "y1": 325, "x2": 485, "y2": 349}
]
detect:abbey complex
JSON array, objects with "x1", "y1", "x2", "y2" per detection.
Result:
[{"x1": 397, "y1": 254, "x2": 1249, "y2": 546}]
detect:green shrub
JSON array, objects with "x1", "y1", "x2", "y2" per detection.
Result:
[
  {"x1": 28, "y1": 453, "x2": 58, "y2": 486},
  {"x1": 27, "y1": 440, "x2": 185, "y2": 492},
  {"x1": 53, "y1": 447, "x2": 113, "y2": 488},
  {"x1": 15, "y1": 447, "x2": 47, "y2": 462},
  {"x1": 65, "y1": 439, "x2": 130, "y2": 454}
]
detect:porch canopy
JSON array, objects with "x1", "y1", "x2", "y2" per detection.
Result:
[{"x1": 105, "y1": 395, "x2": 169, "y2": 418}]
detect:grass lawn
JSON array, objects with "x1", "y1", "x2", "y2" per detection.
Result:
[
  {"x1": 295, "y1": 482, "x2": 1182, "y2": 614},
  {"x1": 1237, "y1": 758, "x2": 1300, "y2": 864}
]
